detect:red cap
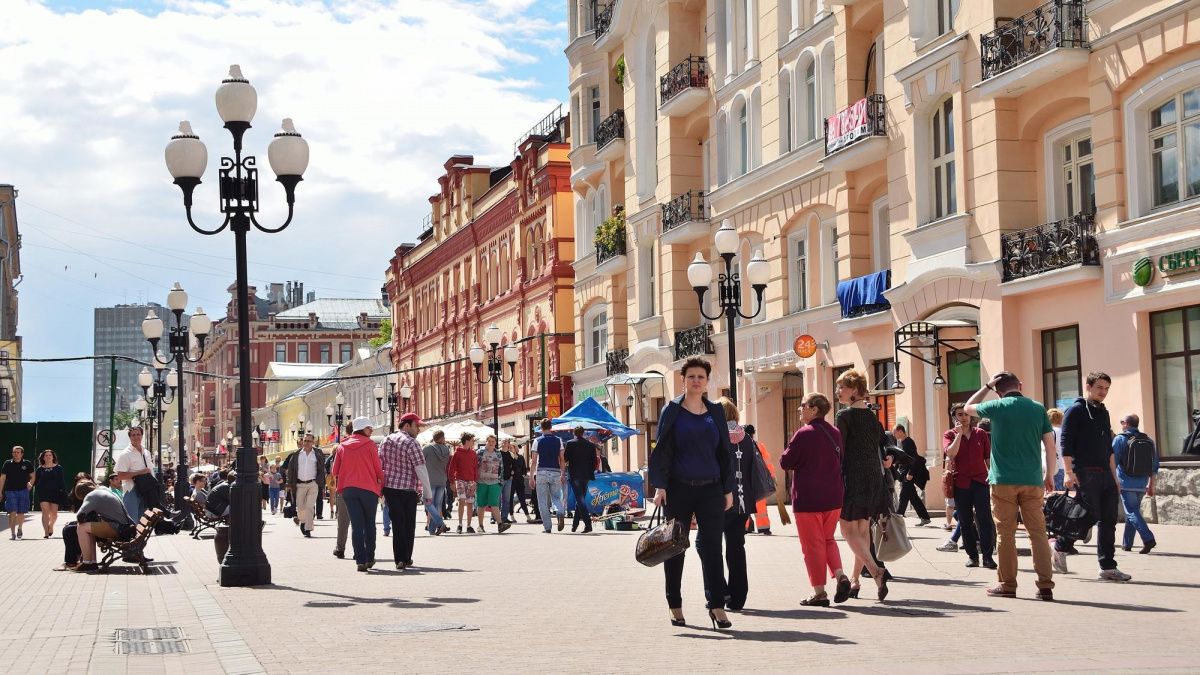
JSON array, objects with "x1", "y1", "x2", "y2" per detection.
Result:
[{"x1": 400, "y1": 412, "x2": 425, "y2": 426}]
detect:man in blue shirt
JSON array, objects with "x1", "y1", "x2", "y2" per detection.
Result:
[{"x1": 1113, "y1": 414, "x2": 1159, "y2": 554}]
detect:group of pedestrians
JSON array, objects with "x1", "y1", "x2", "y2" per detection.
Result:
[{"x1": 2, "y1": 446, "x2": 69, "y2": 540}]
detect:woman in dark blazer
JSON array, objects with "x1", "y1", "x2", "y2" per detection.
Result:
[{"x1": 649, "y1": 358, "x2": 735, "y2": 630}]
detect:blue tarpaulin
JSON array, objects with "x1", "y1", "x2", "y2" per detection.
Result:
[
  {"x1": 836, "y1": 269, "x2": 891, "y2": 319},
  {"x1": 551, "y1": 397, "x2": 640, "y2": 439}
]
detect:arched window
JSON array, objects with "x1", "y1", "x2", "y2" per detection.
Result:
[
  {"x1": 801, "y1": 56, "x2": 817, "y2": 143},
  {"x1": 819, "y1": 41, "x2": 836, "y2": 126},
  {"x1": 733, "y1": 98, "x2": 749, "y2": 178},
  {"x1": 716, "y1": 111, "x2": 729, "y2": 184},
  {"x1": 779, "y1": 68, "x2": 793, "y2": 154},
  {"x1": 584, "y1": 305, "x2": 608, "y2": 366}
]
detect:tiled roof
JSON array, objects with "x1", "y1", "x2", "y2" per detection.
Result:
[{"x1": 273, "y1": 298, "x2": 387, "y2": 330}]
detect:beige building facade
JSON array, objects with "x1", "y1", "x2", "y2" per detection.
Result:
[{"x1": 568, "y1": 0, "x2": 1200, "y2": 521}]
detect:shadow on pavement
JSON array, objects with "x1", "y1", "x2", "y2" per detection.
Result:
[
  {"x1": 836, "y1": 598, "x2": 1001, "y2": 618},
  {"x1": 739, "y1": 608, "x2": 848, "y2": 620},
  {"x1": 265, "y1": 583, "x2": 479, "y2": 611},
  {"x1": 1022, "y1": 598, "x2": 1183, "y2": 612},
  {"x1": 678, "y1": 630, "x2": 854, "y2": 644}
]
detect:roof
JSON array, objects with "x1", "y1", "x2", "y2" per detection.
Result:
[
  {"x1": 266, "y1": 363, "x2": 339, "y2": 379},
  {"x1": 273, "y1": 298, "x2": 388, "y2": 330}
]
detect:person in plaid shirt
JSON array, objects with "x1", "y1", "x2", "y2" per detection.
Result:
[{"x1": 378, "y1": 412, "x2": 436, "y2": 570}]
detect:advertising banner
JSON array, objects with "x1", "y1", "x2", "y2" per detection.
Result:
[
  {"x1": 826, "y1": 97, "x2": 869, "y2": 153},
  {"x1": 565, "y1": 471, "x2": 644, "y2": 515}
]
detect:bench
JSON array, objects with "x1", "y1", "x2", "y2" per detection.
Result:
[
  {"x1": 186, "y1": 497, "x2": 226, "y2": 539},
  {"x1": 97, "y1": 508, "x2": 163, "y2": 573}
]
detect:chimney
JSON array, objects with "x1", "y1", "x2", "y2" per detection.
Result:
[
  {"x1": 380, "y1": 285, "x2": 390, "y2": 306},
  {"x1": 246, "y1": 286, "x2": 259, "y2": 320}
]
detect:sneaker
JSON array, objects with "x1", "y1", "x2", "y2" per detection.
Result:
[
  {"x1": 383, "y1": 531, "x2": 390, "y2": 537},
  {"x1": 456, "y1": 525, "x2": 463, "y2": 534},
  {"x1": 356, "y1": 564, "x2": 368, "y2": 572},
  {"x1": 1121, "y1": 545, "x2": 1132, "y2": 552},
  {"x1": 498, "y1": 522, "x2": 511, "y2": 534},
  {"x1": 936, "y1": 540, "x2": 958, "y2": 553},
  {"x1": 1052, "y1": 549, "x2": 1069, "y2": 574},
  {"x1": 1036, "y1": 588, "x2": 1054, "y2": 602},
  {"x1": 985, "y1": 584, "x2": 1016, "y2": 598},
  {"x1": 965, "y1": 558, "x2": 979, "y2": 568},
  {"x1": 918, "y1": 519, "x2": 931, "y2": 527},
  {"x1": 1139, "y1": 540, "x2": 1156, "y2": 555},
  {"x1": 1098, "y1": 568, "x2": 1132, "y2": 582},
  {"x1": 396, "y1": 562, "x2": 407, "y2": 570}
]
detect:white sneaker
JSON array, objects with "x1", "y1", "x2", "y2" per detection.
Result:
[
  {"x1": 1098, "y1": 568, "x2": 1132, "y2": 582},
  {"x1": 936, "y1": 540, "x2": 958, "y2": 552},
  {"x1": 1052, "y1": 548, "x2": 1069, "y2": 574}
]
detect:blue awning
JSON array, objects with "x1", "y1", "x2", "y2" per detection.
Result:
[{"x1": 837, "y1": 270, "x2": 891, "y2": 319}]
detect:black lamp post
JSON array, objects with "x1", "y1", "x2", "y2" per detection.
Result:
[
  {"x1": 164, "y1": 64, "x2": 310, "y2": 587},
  {"x1": 469, "y1": 323, "x2": 518, "y2": 437},
  {"x1": 374, "y1": 376, "x2": 411, "y2": 434},
  {"x1": 137, "y1": 361, "x2": 176, "y2": 481},
  {"x1": 142, "y1": 284, "x2": 210, "y2": 510},
  {"x1": 325, "y1": 392, "x2": 347, "y2": 444},
  {"x1": 688, "y1": 220, "x2": 770, "y2": 404}
]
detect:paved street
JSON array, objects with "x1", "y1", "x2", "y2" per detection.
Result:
[{"x1": 1, "y1": 508, "x2": 1197, "y2": 674}]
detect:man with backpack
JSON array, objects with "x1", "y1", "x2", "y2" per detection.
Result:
[{"x1": 1114, "y1": 414, "x2": 1159, "y2": 554}]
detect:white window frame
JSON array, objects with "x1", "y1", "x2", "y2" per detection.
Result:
[
  {"x1": 1060, "y1": 133, "x2": 1095, "y2": 218},
  {"x1": 936, "y1": 0, "x2": 955, "y2": 37},
  {"x1": 590, "y1": 86, "x2": 602, "y2": 143},
  {"x1": 638, "y1": 243, "x2": 657, "y2": 320},
  {"x1": 801, "y1": 55, "x2": 817, "y2": 143},
  {"x1": 582, "y1": 0, "x2": 594, "y2": 32},
  {"x1": 779, "y1": 67, "x2": 793, "y2": 154},
  {"x1": 585, "y1": 306, "x2": 608, "y2": 367},
  {"x1": 930, "y1": 96, "x2": 957, "y2": 221},
  {"x1": 1149, "y1": 87, "x2": 1200, "y2": 210},
  {"x1": 733, "y1": 97, "x2": 749, "y2": 178},
  {"x1": 872, "y1": 196, "x2": 890, "y2": 272},
  {"x1": 1043, "y1": 117, "x2": 1091, "y2": 221},
  {"x1": 824, "y1": 223, "x2": 839, "y2": 306},
  {"x1": 787, "y1": 229, "x2": 809, "y2": 314},
  {"x1": 819, "y1": 41, "x2": 835, "y2": 128},
  {"x1": 1123, "y1": 60, "x2": 1200, "y2": 218}
]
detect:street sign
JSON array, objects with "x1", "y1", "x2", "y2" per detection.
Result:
[
  {"x1": 97, "y1": 429, "x2": 115, "y2": 448},
  {"x1": 794, "y1": 334, "x2": 818, "y2": 358}
]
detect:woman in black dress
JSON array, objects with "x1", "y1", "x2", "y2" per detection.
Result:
[
  {"x1": 834, "y1": 370, "x2": 890, "y2": 601},
  {"x1": 32, "y1": 449, "x2": 67, "y2": 538},
  {"x1": 649, "y1": 358, "x2": 735, "y2": 630}
]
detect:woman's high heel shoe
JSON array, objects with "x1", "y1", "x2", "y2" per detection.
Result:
[
  {"x1": 669, "y1": 609, "x2": 686, "y2": 627},
  {"x1": 708, "y1": 609, "x2": 732, "y2": 630},
  {"x1": 848, "y1": 584, "x2": 861, "y2": 599},
  {"x1": 876, "y1": 577, "x2": 889, "y2": 602}
]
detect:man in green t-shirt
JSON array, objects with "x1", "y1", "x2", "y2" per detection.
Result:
[{"x1": 966, "y1": 371, "x2": 1057, "y2": 601}]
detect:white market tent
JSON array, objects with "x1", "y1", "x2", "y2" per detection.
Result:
[{"x1": 416, "y1": 419, "x2": 516, "y2": 446}]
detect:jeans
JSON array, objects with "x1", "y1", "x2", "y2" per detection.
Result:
[
  {"x1": 1059, "y1": 469, "x2": 1119, "y2": 570},
  {"x1": 500, "y1": 479, "x2": 513, "y2": 520},
  {"x1": 569, "y1": 477, "x2": 592, "y2": 531},
  {"x1": 953, "y1": 480, "x2": 994, "y2": 559},
  {"x1": 896, "y1": 481, "x2": 930, "y2": 520},
  {"x1": 1053, "y1": 468, "x2": 1065, "y2": 491},
  {"x1": 122, "y1": 489, "x2": 144, "y2": 521},
  {"x1": 381, "y1": 501, "x2": 391, "y2": 535},
  {"x1": 1120, "y1": 489, "x2": 1155, "y2": 548},
  {"x1": 427, "y1": 485, "x2": 448, "y2": 534},
  {"x1": 382, "y1": 488, "x2": 419, "y2": 566},
  {"x1": 535, "y1": 470, "x2": 565, "y2": 532},
  {"x1": 662, "y1": 480, "x2": 728, "y2": 610},
  {"x1": 340, "y1": 487, "x2": 378, "y2": 565},
  {"x1": 992, "y1": 484, "x2": 1054, "y2": 591},
  {"x1": 268, "y1": 487, "x2": 281, "y2": 512}
]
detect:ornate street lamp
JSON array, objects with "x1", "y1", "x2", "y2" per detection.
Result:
[
  {"x1": 688, "y1": 219, "x2": 770, "y2": 403},
  {"x1": 325, "y1": 392, "x2": 347, "y2": 443},
  {"x1": 137, "y1": 363, "x2": 178, "y2": 481},
  {"x1": 374, "y1": 374, "x2": 400, "y2": 434},
  {"x1": 165, "y1": 65, "x2": 308, "y2": 586},
  {"x1": 142, "y1": 283, "x2": 210, "y2": 510},
  {"x1": 469, "y1": 324, "x2": 518, "y2": 437}
]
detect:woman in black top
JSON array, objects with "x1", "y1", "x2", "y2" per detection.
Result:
[
  {"x1": 507, "y1": 445, "x2": 531, "y2": 522},
  {"x1": 711, "y1": 397, "x2": 759, "y2": 611},
  {"x1": 834, "y1": 370, "x2": 890, "y2": 601},
  {"x1": 33, "y1": 449, "x2": 67, "y2": 538},
  {"x1": 563, "y1": 427, "x2": 598, "y2": 533},
  {"x1": 648, "y1": 358, "x2": 735, "y2": 630}
]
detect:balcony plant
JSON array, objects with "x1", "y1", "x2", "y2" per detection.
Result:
[
  {"x1": 596, "y1": 206, "x2": 626, "y2": 254},
  {"x1": 614, "y1": 55, "x2": 627, "y2": 87}
]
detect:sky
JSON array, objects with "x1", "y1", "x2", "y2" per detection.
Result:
[{"x1": 3, "y1": 0, "x2": 569, "y2": 423}]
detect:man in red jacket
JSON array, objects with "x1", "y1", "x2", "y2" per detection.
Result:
[{"x1": 446, "y1": 432, "x2": 479, "y2": 534}]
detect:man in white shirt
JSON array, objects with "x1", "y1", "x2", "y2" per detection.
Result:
[
  {"x1": 114, "y1": 427, "x2": 153, "y2": 520},
  {"x1": 285, "y1": 434, "x2": 326, "y2": 538}
]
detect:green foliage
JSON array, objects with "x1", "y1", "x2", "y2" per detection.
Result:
[
  {"x1": 614, "y1": 55, "x2": 627, "y2": 87},
  {"x1": 595, "y1": 209, "x2": 627, "y2": 251},
  {"x1": 113, "y1": 409, "x2": 139, "y2": 430},
  {"x1": 369, "y1": 318, "x2": 393, "y2": 348}
]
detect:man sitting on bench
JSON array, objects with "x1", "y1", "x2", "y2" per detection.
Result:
[
  {"x1": 56, "y1": 481, "x2": 135, "y2": 572},
  {"x1": 205, "y1": 472, "x2": 232, "y2": 519}
]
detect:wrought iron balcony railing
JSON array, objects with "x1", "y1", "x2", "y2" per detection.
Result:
[
  {"x1": 595, "y1": 109, "x2": 625, "y2": 151},
  {"x1": 980, "y1": 0, "x2": 1088, "y2": 80},
  {"x1": 660, "y1": 56, "x2": 709, "y2": 107},
  {"x1": 674, "y1": 324, "x2": 715, "y2": 361},
  {"x1": 824, "y1": 94, "x2": 887, "y2": 156},
  {"x1": 595, "y1": 225, "x2": 627, "y2": 266},
  {"x1": 1000, "y1": 212, "x2": 1099, "y2": 282},
  {"x1": 593, "y1": 0, "x2": 615, "y2": 41},
  {"x1": 606, "y1": 347, "x2": 629, "y2": 376},
  {"x1": 662, "y1": 191, "x2": 707, "y2": 233}
]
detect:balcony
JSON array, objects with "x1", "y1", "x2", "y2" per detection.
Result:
[
  {"x1": 660, "y1": 191, "x2": 709, "y2": 245},
  {"x1": 595, "y1": 109, "x2": 626, "y2": 162},
  {"x1": 821, "y1": 94, "x2": 887, "y2": 172},
  {"x1": 1000, "y1": 212, "x2": 1099, "y2": 282},
  {"x1": 606, "y1": 347, "x2": 629, "y2": 376},
  {"x1": 595, "y1": 221, "x2": 628, "y2": 275},
  {"x1": 978, "y1": 0, "x2": 1088, "y2": 98},
  {"x1": 835, "y1": 270, "x2": 891, "y2": 319},
  {"x1": 674, "y1": 324, "x2": 715, "y2": 361},
  {"x1": 592, "y1": 0, "x2": 616, "y2": 46},
  {"x1": 660, "y1": 56, "x2": 710, "y2": 117}
]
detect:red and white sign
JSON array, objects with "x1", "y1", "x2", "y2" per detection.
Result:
[{"x1": 826, "y1": 97, "x2": 869, "y2": 153}]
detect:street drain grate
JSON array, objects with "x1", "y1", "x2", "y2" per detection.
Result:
[
  {"x1": 111, "y1": 627, "x2": 189, "y2": 654},
  {"x1": 363, "y1": 622, "x2": 479, "y2": 635}
]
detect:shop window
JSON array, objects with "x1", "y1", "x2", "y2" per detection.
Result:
[
  {"x1": 1041, "y1": 325, "x2": 1081, "y2": 408},
  {"x1": 1149, "y1": 87, "x2": 1200, "y2": 208},
  {"x1": 1151, "y1": 305, "x2": 1200, "y2": 457}
]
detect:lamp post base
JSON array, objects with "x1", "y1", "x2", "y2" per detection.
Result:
[{"x1": 218, "y1": 559, "x2": 272, "y2": 587}]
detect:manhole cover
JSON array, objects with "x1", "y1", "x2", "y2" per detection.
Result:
[
  {"x1": 111, "y1": 626, "x2": 189, "y2": 654},
  {"x1": 363, "y1": 622, "x2": 478, "y2": 635}
]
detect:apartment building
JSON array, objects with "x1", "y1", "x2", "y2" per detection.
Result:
[
  {"x1": 385, "y1": 111, "x2": 576, "y2": 439},
  {"x1": 0, "y1": 185, "x2": 21, "y2": 422},
  {"x1": 567, "y1": 0, "x2": 1200, "y2": 521}
]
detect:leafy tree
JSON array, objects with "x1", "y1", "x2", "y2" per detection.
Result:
[
  {"x1": 369, "y1": 318, "x2": 393, "y2": 349},
  {"x1": 113, "y1": 409, "x2": 140, "y2": 430}
]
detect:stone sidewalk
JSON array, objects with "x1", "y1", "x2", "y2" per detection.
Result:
[{"x1": 1, "y1": 508, "x2": 1197, "y2": 674}]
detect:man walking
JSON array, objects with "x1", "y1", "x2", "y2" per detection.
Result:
[
  {"x1": 114, "y1": 428, "x2": 153, "y2": 521},
  {"x1": 379, "y1": 412, "x2": 438, "y2": 570},
  {"x1": 894, "y1": 424, "x2": 932, "y2": 526},
  {"x1": 1, "y1": 446, "x2": 35, "y2": 540},
  {"x1": 422, "y1": 430, "x2": 452, "y2": 536},
  {"x1": 499, "y1": 439, "x2": 517, "y2": 524},
  {"x1": 943, "y1": 404, "x2": 995, "y2": 569},
  {"x1": 966, "y1": 371, "x2": 1056, "y2": 601},
  {"x1": 1114, "y1": 414, "x2": 1159, "y2": 554},
  {"x1": 285, "y1": 433, "x2": 326, "y2": 538},
  {"x1": 563, "y1": 426, "x2": 597, "y2": 533},
  {"x1": 1057, "y1": 373, "x2": 1131, "y2": 581}
]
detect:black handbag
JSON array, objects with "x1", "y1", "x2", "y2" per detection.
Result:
[
  {"x1": 1044, "y1": 489, "x2": 1094, "y2": 540},
  {"x1": 282, "y1": 504, "x2": 297, "y2": 519},
  {"x1": 635, "y1": 506, "x2": 690, "y2": 567}
]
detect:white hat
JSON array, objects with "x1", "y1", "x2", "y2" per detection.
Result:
[{"x1": 351, "y1": 416, "x2": 374, "y2": 433}]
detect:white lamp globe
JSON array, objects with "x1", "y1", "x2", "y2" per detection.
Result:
[
  {"x1": 268, "y1": 118, "x2": 310, "y2": 177},
  {"x1": 469, "y1": 344, "x2": 485, "y2": 365},
  {"x1": 484, "y1": 324, "x2": 502, "y2": 346},
  {"x1": 503, "y1": 345, "x2": 519, "y2": 365},
  {"x1": 714, "y1": 219, "x2": 739, "y2": 256},
  {"x1": 687, "y1": 253, "x2": 713, "y2": 289},
  {"x1": 167, "y1": 282, "x2": 188, "y2": 312},
  {"x1": 142, "y1": 310, "x2": 164, "y2": 340},
  {"x1": 137, "y1": 367, "x2": 153, "y2": 389},
  {"x1": 214, "y1": 65, "x2": 257, "y2": 124},
  {"x1": 164, "y1": 121, "x2": 207, "y2": 179},
  {"x1": 189, "y1": 308, "x2": 210, "y2": 336},
  {"x1": 746, "y1": 248, "x2": 770, "y2": 286}
]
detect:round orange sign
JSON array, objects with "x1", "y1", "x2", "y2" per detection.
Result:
[{"x1": 794, "y1": 334, "x2": 818, "y2": 358}]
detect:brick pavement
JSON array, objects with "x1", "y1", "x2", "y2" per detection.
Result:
[{"x1": 1, "y1": 507, "x2": 1198, "y2": 674}]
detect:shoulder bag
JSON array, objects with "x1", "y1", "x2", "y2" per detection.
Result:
[
  {"x1": 635, "y1": 505, "x2": 690, "y2": 567},
  {"x1": 871, "y1": 511, "x2": 912, "y2": 562}
]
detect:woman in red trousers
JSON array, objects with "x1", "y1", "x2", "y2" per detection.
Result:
[{"x1": 780, "y1": 392, "x2": 852, "y2": 606}]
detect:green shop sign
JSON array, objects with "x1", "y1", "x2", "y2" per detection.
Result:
[
  {"x1": 577, "y1": 385, "x2": 608, "y2": 402},
  {"x1": 1132, "y1": 246, "x2": 1200, "y2": 287}
]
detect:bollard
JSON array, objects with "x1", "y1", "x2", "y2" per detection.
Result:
[{"x1": 214, "y1": 524, "x2": 230, "y2": 563}]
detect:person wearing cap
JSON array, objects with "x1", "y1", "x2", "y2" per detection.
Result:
[
  {"x1": 379, "y1": 412, "x2": 440, "y2": 570},
  {"x1": 331, "y1": 416, "x2": 385, "y2": 572}
]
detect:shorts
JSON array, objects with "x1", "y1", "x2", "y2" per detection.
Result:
[
  {"x1": 89, "y1": 521, "x2": 118, "y2": 540},
  {"x1": 945, "y1": 497, "x2": 956, "y2": 509},
  {"x1": 476, "y1": 482, "x2": 501, "y2": 508},
  {"x1": 4, "y1": 489, "x2": 30, "y2": 513},
  {"x1": 455, "y1": 480, "x2": 477, "y2": 504}
]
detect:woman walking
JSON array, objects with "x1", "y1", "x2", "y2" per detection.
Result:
[
  {"x1": 330, "y1": 417, "x2": 384, "y2": 572},
  {"x1": 834, "y1": 370, "x2": 890, "y2": 601},
  {"x1": 475, "y1": 436, "x2": 510, "y2": 534},
  {"x1": 710, "y1": 397, "x2": 758, "y2": 611},
  {"x1": 507, "y1": 443, "x2": 532, "y2": 522},
  {"x1": 33, "y1": 450, "x2": 67, "y2": 538},
  {"x1": 780, "y1": 393, "x2": 851, "y2": 606},
  {"x1": 648, "y1": 358, "x2": 735, "y2": 630}
]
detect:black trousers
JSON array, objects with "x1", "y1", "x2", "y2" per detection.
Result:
[
  {"x1": 315, "y1": 485, "x2": 324, "y2": 518},
  {"x1": 1057, "y1": 469, "x2": 1119, "y2": 570},
  {"x1": 382, "y1": 488, "x2": 419, "y2": 566},
  {"x1": 896, "y1": 481, "x2": 929, "y2": 520},
  {"x1": 696, "y1": 508, "x2": 747, "y2": 609},
  {"x1": 570, "y1": 478, "x2": 592, "y2": 530},
  {"x1": 954, "y1": 480, "x2": 994, "y2": 559},
  {"x1": 663, "y1": 481, "x2": 728, "y2": 610},
  {"x1": 63, "y1": 522, "x2": 81, "y2": 565},
  {"x1": 509, "y1": 478, "x2": 530, "y2": 517}
]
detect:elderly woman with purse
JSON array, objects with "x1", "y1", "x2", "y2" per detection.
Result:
[
  {"x1": 835, "y1": 369, "x2": 891, "y2": 601},
  {"x1": 649, "y1": 358, "x2": 735, "y2": 630},
  {"x1": 781, "y1": 393, "x2": 852, "y2": 606}
]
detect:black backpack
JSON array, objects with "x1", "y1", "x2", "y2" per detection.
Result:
[{"x1": 1120, "y1": 432, "x2": 1156, "y2": 477}]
